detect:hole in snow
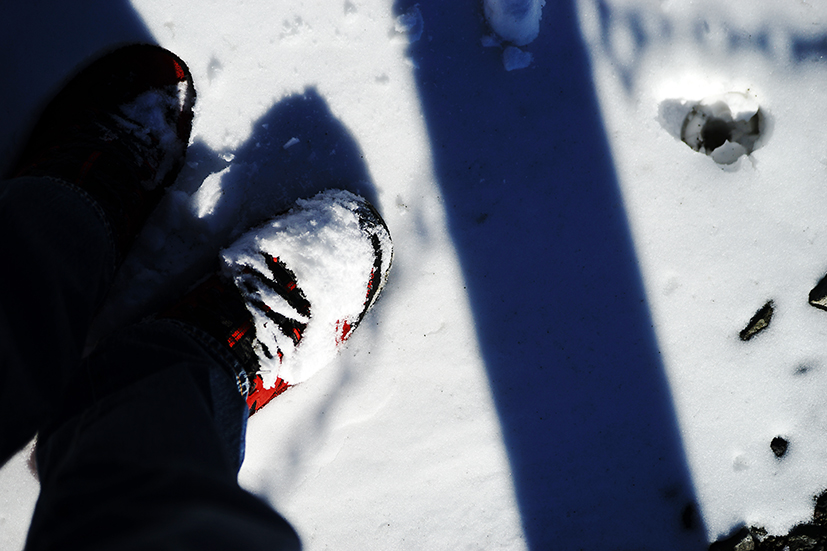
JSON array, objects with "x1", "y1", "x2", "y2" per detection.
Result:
[{"x1": 659, "y1": 92, "x2": 766, "y2": 166}]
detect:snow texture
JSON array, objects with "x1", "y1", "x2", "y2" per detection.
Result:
[
  {"x1": 3, "y1": 0, "x2": 827, "y2": 549},
  {"x1": 578, "y1": 0, "x2": 827, "y2": 540},
  {"x1": 484, "y1": 0, "x2": 546, "y2": 46},
  {"x1": 221, "y1": 189, "x2": 393, "y2": 388},
  {"x1": 0, "y1": 2, "x2": 525, "y2": 550}
]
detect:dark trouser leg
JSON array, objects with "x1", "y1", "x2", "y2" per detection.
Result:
[
  {"x1": 0, "y1": 176, "x2": 117, "y2": 462},
  {"x1": 0, "y1": 176, "x2": 299, "y2": 549},
  {"x1": 26, "y1": 320, "x2": 300, "y2": 550}
]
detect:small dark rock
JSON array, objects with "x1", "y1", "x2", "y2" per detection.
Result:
[
  {"x1": 808, "y1": 274, "x2": 827, "y2": 311},
  {"x1": 814, "y1": 491, "x2": 827, "y2": 526},
  {"x1": 794, "y1": 365, "x2": 811, "y2": 376},
  {"x1": 785, "y1": 523, "x2": 823, "y2": 549},
  {"x1": 709, "y1": 526, "x2": 753, "y2": 551},
  {"x1": 710, "y1": 495, "x2": 827, "y2": 550},
  {"x1": 740, "y1": 301, "x2": 774, "y2": 341},
  {"x1": 770, "y1": 436, "x2": 789, "y2": 458}
]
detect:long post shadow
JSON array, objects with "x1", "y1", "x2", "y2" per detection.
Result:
[{"x1": 395, "y1": 0, "x2": 707, "y2": 548}]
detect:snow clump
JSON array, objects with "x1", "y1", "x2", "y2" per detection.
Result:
[
  {"x1": 503, "y1": 46, "x2": 533, "y2": 71},
  {"x1": 394, "y1": 4, "x2": 423, "y2": 43},
  {"x1": 484, "y1": 0, "x2": 546, "y2": 46}
]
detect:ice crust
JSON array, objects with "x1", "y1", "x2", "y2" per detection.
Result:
[
  {"x1": 484, "y1": 0, "x2": 545, "y2": 46},
  {"x1": 220, "y1": 189, "x2": 393, "y2": 389}
]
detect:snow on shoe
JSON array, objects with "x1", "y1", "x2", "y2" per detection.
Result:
[{"x1": 220, "y1": 189, "x2": 393, "y2": 402}]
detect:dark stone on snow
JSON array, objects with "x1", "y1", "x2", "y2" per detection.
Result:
[
  {"x1": 808, "y1": 274, "x2": 827, "y2": 311},
  {"x1": 739, "y1": 301, "x2": 774, "y2": 341},
  {"x1": 708, "y1": 494, "x2": 827, "y2": 550},
  {"x1": 709, "y1": 526, "x2": 753, "y2": 551},
  {"x1": 770, "y1": 437, "x2": 789, "y2": 458},
  {"x1": 814, "y1": 491, "x2": 827, "y2": 526}
]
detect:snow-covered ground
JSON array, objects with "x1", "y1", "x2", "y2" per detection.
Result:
[
  {"x1": 578, "y1": 0, "x2": 827, "y2": 540},
  {"x1": 3, "y1": 0, "x2": 827, "y2": 549}
]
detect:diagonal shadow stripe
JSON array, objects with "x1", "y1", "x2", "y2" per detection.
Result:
[{"x1": 393, "y1": 0, "x2": 708, "y2": 548}]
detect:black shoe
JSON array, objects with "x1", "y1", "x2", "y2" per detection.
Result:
[{"x1": 10, "y1": 44, "x2": 196, "y2": 259}]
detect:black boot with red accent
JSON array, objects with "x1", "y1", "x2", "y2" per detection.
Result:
[
  {"x1": 9, "y1": 43, "x2": 196, "y2": 261},
  {"x1": 161, "y1": 189, "x2": 393, "y2": 415}
]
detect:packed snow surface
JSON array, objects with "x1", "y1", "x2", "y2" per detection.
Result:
[
  {"x1": 3, "y1": 0, "x2": 827, "y2": 549},
  {"x1": 578, "y1": 0, "x2": 827, "y2": 540},
  {"x1": 1, "y1": 1, "x2": 524, "y2": 550}
]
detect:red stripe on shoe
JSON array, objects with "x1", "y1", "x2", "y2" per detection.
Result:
[
  {"x1": 173, "y1": 60, "x2": 186, "y2": 81},
  {"x1": 227, "y1": 320, "x2": 252, "y2": 348},
  {"x1": 246, "y1": 375, "x2": 291, "y2": 414},
  {"x1": 336, "y1": 319, "x2": 353, "y2": 344}
]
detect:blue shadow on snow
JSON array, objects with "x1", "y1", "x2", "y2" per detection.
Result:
[
  {"x1": 393, "y1": 0, "x2": 708, "y2": 548},
  {"x1": 2, "y1": 0, "x2": 710, "y2": 548},
  {"x1": 0, "y1": 0, "x2": 156, "y2": 176}
]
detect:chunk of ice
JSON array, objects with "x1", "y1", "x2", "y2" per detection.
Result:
[
  {"x1": 484, "y1": 0, "x2": 545, "y2": 46},
  {"x1": 394, "y1": 4, "x2": 423, "y2": 43},
  {"x1": 503, "y1": 46, "x2": 533, "y2": 71}
]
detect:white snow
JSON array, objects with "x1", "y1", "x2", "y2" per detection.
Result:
[
  {"x1": 577, "y1": 0, "x2": 827, "y2": 540},
  {"x1": 0, "y1": 1, "x2": 524, "y2": 550},
  {"x1": 282, "y1": 137, "x2": 301, "y2": 149},
  {"x1": 3, "y1": 0, "x2": 827, "y2": 548}
]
